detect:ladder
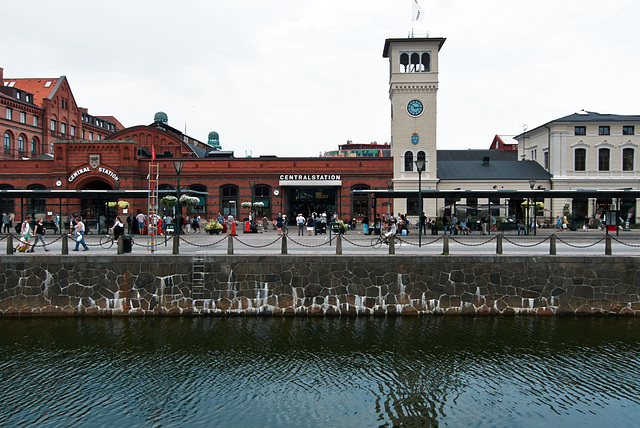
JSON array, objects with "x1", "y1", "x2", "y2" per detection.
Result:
[
  {"x1": 147, "y1": 151, "x2": 159, "y2": 253},
  {"x1": 192, "y1": 255, "x2": 206, "y2": 308}
]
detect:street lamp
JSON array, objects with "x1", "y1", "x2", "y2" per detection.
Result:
[
  {"x1": 249, "y1": 181, "x2": 255, "y2": 226},
  {"x1": 173, "y1": 161, "x2": 185, "y2": 240},
  {"x1": 386, "y1": 179, "x2": 393, "y2": 218},
  {"x1": 415, "y1": 159, "x2": 425, "y2": 247}
]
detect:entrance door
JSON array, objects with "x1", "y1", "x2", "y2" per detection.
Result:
[
  {"x1": 286, "y1": 187, "x2": 337, "y2": 222},
  {"x1": 80, "y1": 180, "x2": 114, "y2": 234}
]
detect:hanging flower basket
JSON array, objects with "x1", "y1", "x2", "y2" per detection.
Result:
[
  {"x1": 253, "y1": 201, "x2": 265, "y2": 208},
  {"x1": 107, "y1": 202, "x2": 118, "y2": 208},
  {"x1": 161, "y1": 195, "x2": 178, "y2": 207},
  {"x1": 117, "y1": 200, "x2": 130, "y2": 209},
  {"x1": 240, "y1": 202, "x2": 252, "y2": 208},
  {"x1": 180, "y1": 194, "x2": 200, "y2": 208}
]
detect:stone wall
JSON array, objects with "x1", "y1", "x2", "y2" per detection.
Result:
[{"x1": 0, "y1": 255, "x2": 638, "y2": 316}]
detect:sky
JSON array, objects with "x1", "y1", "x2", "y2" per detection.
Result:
[{"x1": 3, "y1": 0, "x2": 640, "y2": 158}]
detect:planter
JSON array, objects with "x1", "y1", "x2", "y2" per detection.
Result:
[{"x1": 207, "y1": 229, "x2": 221, "y2": 235}]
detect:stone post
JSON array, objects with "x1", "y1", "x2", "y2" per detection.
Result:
[
  {"x1": 117, "y1": 234, "x2": 124, "y2": 255},
  {"x1": 605, "y1": 234, "x2": 612, "y2": 255},
  {"x1": 281, "y1": 235, "x2": 288, "y2": 255},
  {"x1": 61, "y1": 234, "x2": 68, "y2": 255},
  {"x1": 172, "y1": 234, "x2": 179, "y2": 255},
  {"x1": 496, "y1": 234, "x2": 503, "y2": 255},
  {"x1": 227, "y1": 235, "x2": 234, "y2": 255},
  {"x1": 442, "y1": 234, "x2": 449, "y2": 255},
  {"x1": 336, "y1": 234, "x2": 342, "y2": 255},
  {"x1": 549, "y1": 234, "x2": 557, "y2": 255},
  {"x1": 6, "y1": 234, "x2": 12, "y2": 255},
  {"x1": 388, "y1": 235, "x2": 395, "y2": 255}
]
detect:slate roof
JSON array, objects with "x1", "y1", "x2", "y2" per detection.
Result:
[
  {"x1": 436, "y1": 150, "x2": 551, "y2": 181},
  {"x1": 515, "y1": 111, "x2": 640, "y2": 138}
]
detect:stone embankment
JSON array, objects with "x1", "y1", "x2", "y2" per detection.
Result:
[{"x1": 0, "y1": 255, "x2": 638, "y2": 316}]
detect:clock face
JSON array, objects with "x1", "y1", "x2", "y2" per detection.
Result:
[{"x1": 407, "y1": 99, "x2": 424, "y2": 117}]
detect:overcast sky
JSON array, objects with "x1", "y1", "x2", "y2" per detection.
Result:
[{"x1": 4, "y1": 0, "x2": 639, "y2": 157}]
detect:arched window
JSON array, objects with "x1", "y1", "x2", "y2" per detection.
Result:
[
  {"x1": 574, "y1": 148, "x2": 586, "y2": 171},
  {"x1": 623, "y1": 148, "x2": 634, "y2": 171},
  {"x1": 220, "y1": 185, "x2": 238, "y2": 217},
  {"x1": 404, "y1": 151, "x2": 414, "y2": 172},
  {"x1": 352, "y1": 184, "x2": 370, "y2": 218},
  {"x1": 253, "y1": 184, "x2": 271, "y2": 218},
  {"x1": 31, "y1": 138, "x2": 38, "y2": 155},
  {"x1": 18, "y1": 136, "x2": 24, "y2": 153},
  {"x1": 598, "y1": 148, "x2": 610, "y2": 171},
  {"x1": 417, "y1": 150, "x2": 426, "y2": 170},
  {"x1": 189, "y1": 184, "x2": 207, "y2": 214},
  {"x1": 3, "y1": 133, "x2": 11, "y2": 153}
]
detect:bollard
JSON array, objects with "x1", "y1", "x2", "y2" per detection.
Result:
[
  {"x1": 172, "y1": 234, "x2": 179, "y2": 255},
  {"x1": 61, "y1": 234, "x2": 68, "y2": 255},
  {"x1": 605, "y1": 234, "x2": 612, "y2": 255},
  {"x1": 117, "y1": 234, "x2": 124, "y2": 255},
  {"x1": 227, "y1": 234, "x2": 234, "y2": 255},
  {"x1": 496, "y1": 234, "x2": 503, "y2": 255},
  {"x1": 281, "y1": 235, "x2": 288, "y2": 255},
  {"x1": 336, "y1": 234, "x2": 342, "y2": 255},
  {"x1": 442, "y1": 234, "x2": 449, "y2": 255},
  {"x1": 388, "y1": 235, "x2": 395, "y2": 255},
  {"x1": 549, "y1": 234, "x2": 556, "y2": 255},
  {"x1": 6, "y1": 234, "x2": 13, "y2": 255}
]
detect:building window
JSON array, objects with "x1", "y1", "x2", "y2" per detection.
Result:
[
  {"x1": 352, "y1": 184, "x2": 370, "y2": 218},
  {"x1": 399, "y1": 51, "x2": 431, "y2": 73},
  {"x1": 530, "y1": 149, "x2": 537, "y2": 160},
  {"x1": 623, "y1": 148, "x2": 634, "y2": 171},
  {"x1": 3, "y1": 133, "x2": 10, "y2": 152},
  {"x1": 598, "y1": 148, "x2": 610, "y2": 171},
  {"x1": 33, "y1": 116, "x2": 38, "y2": 127},
  {"x1": 623, "y1": 126, "x2": 635, "y2": 135},
  {"x1": 221, "y1": 185, "x2": 239, "y2": 217},
  {"x1": 254, "y1": 184, "x2": 272, "y2": 218},
  {"x1": 575, "y1": 126, "x2": 586, "y2": 136},
  {"x1": 50, "y1": 119, "x2": 56, "y2": 131},
  {"x1": 19, "y1": 112, "x2": 26, "y2": 123},
  {"x1": 575, "y1": 148, "x2": 586, "y2": 171},
  {"x1": 5, "y1": 108, "x2": 12, "y2": 120},
  {"x1": 543, "y1": 151, "x2": 549, "y2": 169},
  {"x1": 70, "y1": 125, "x2": 75, "y2": 137},
  {"x1": 18, "y1": 136, "x2": 24, "y2": 152},
  {"x1": 31, "y1": 138, "x2": 37, "y2": 155},
  {"x1": 89, "y1": 132, "x2": 93, "y2": 140},
  {"x1": 60, "y1": 123, "x2": 66, "y2": 135},
  {"x1": 404, "y1": 151, "x2": 414, "y2": 171},
  {"x1": 417, "y1": 150, "x2": 426, "y2": 169},
  {"x1": 599, "y1": 126, "x2": 610, "y2": 136}
]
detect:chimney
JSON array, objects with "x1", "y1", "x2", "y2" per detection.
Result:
[
  {"x1": 482, "y1": 156, "x2": 490, "y2": 166},
  {"x1": 0, "y1": 67, "x2": 4, "y2": 85}
]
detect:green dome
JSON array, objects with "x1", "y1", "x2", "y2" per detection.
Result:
[
  {"x1": 208, "y1": 131, "x2": 219, "y2": 140},
  {"x1": 208, "y1": 131, "x2": 221, "y2": 150},
  {"x1": 154, "y1": 111, "x2": 168, "y2": 123}
]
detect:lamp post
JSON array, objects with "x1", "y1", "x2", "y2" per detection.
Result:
[
  {"x1": 386, "y1": 179, "x2": 393, "y2": 218},
  {"x1": 173, "y1": 161, "x2": 185, "y2": 241},
  {"x1": 249, "y1": 181, "x2": 255, "y2": 226},
  {"x1": 529, "y1": 179, "x2": 536, "y2": 236},
  {"x1": 415, "y1": 159, "x2": 425, "y2": 247}
]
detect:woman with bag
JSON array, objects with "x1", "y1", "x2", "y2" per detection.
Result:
[
  {"x1": 33, "y1": 217, "x2": 49, "y2": 252},
  {"x1": 15, "y1": 216, "x2": 33, "y2": 252},
  {"x1": 73, "y1": 215, "x2": 89, "y2": 251}
]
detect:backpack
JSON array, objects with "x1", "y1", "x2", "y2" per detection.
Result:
[{"x1": 15, "y1": 224, "x2": 20, "y2": 233}]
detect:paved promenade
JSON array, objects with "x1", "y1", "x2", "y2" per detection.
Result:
[{"x1": 4, "y1": 226, "x2": 640, "y2": 257}]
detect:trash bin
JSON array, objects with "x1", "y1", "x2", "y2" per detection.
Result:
[
  {"x1": 431, "y1": 225, "x2": 438, "y2": 235},
  {"x1": 122, "y1": 235, "x2": 132, "y2": 253}
]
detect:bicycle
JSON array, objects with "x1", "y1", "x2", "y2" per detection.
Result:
[
  {"x1": 370, "y1": 234, "x2": 402, "y2": 249},
  {"x1": 99, "y1": 233, "x2": 134, "y2": 249}
]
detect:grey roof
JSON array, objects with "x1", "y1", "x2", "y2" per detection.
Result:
[
  {"x1": 515, "y1": 111, "x2": 640, "y2": 138},
  {"x1": 436, "y1": 150, "x2": 551, "y2": 181}
]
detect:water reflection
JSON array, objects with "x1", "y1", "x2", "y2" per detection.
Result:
[{"x1": 1, "y1": 316, "x2": 639, "y2": 427}]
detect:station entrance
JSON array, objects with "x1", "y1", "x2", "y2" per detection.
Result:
[{"x1": 285, "y1": 187, "x2": 337, "y2": 221}]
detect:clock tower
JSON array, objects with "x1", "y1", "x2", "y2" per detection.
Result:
[{"x1": 383, "y1": 37, "x2": 445, "y2": 212}]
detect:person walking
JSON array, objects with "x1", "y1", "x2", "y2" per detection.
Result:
[
  {"x1": 16, "y1": 216, "x2": 33, "y2": 252},
  {"x1": 2, "y1": 213, "x2": 9, "y2": 233},
  {"x1": 73, "y1": 215, "x2": 89, "y2": 251},
  {"x1": 33, "y1": 217, "x2": 50, "y2": 252},
  {"x1": 276, "y1": 213, "x2": 284, "y2": 235}
]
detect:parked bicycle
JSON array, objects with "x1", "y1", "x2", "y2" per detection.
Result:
[
  {"x1": 99, "y1": 233, "x2": 134, "y2": 249},
  {"x1": 370, "y1": 234, "x2": 402, "y2": 249}
]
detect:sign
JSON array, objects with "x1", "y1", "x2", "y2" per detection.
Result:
[
  {"x1": 68, "y1": 166, "x2": 120, "y2": 183},
  {"x1": 279, "y1": 174, "x2": 342, "y2": 187},
  {"x1": 89, "y1": 154, "x2": 100, "y2": 169}
]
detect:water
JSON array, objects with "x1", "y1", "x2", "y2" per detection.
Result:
[{"x1": 1, "y1": 316, "x2": 639, "y2": 427}]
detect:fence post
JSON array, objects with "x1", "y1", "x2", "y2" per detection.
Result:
[
  {"x1": 388, "y1": 235, "x2": 396, "y2": 255},
  {"x1": 549, "y1": 234, "x2": 556, "y2": 255},
  {"x1": 227, "y1": 235, "x2": 234, "y2": 255},
  {"x1": 172, "y1": 234, "x2": 180, "y2": 255},
  {"x1": 442, "y1": 234, "x2": 449, "y2": 255},
  {"x1": 6, "y1": 234, "x2": 13, "y2": 255},
  {"x1": 117, "y1": 235, "x2": 124, "y2": 255},
  {"x1": 605, "y1": 234, "x2": 612, "y2": 255},
  {"x1": 336, "y1": 234, "x2": 342, "y2": 255},
  {"x1": 496, "y1": 234, "x2": 503, "y2": 255},
  {"x1": 61, "y1": 234, "x2": 68, "y2": 255},
  {"x1": 281, "y1": 235, "x2": 288, "y2": 255}
]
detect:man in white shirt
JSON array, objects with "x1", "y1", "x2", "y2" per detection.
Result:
[
  {"x1": 296, "y1": 213, "x2": 305, "y2": 236},
  {"x1": 73, "y1": 215, "x2": 89, "y2": 251}
]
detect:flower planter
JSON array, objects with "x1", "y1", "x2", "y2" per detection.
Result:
[{"x1": 207, "y1": 229, "x2": 221, "y2": 235}]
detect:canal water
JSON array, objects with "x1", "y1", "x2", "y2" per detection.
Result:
[{"x1": 1, "y1": 316, "x2": 638, "y2": 427}]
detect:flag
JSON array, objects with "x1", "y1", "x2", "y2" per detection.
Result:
[
  {"x1": 151, "y1": 145, "x2": 156, "y2": 161},
  {"x1": 413, "y1": 0, "x2": 424, "y2": 22}
]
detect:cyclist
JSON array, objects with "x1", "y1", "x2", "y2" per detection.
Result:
[{"x1": 383, "y1": 218, "x2": 397, "y2": 244}]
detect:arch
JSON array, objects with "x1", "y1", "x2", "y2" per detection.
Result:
[
  {"x1": 404, "y1": 150, "x2": 414, "y2": 172},
  {"x1": 220, "y1": 184, "x2": 239, "y2": 217},
  {"x1": 31, "y1": 137, "x2": 39, "y2": 155},
  {"x1": 574, "y1": 147, "x2": 587, "y2": 172},
  {"x1": 598, "y1": 147, "x2": 611, "y2": 171},
  {"x1": 622, "y1": 147, "x2": 635, "y2": 171},
  {"x1": 188, "y1": 184, "x2": 207, "y2": 214},
  {"x1": 253, "y1": 184, "x2": 272, "y2": 218},
  {"x1": 3, "y1": 131, "x2": 13, "y2": 153},
  {"x1": 17, "y1": 135, "x2": 25, "y2": 153}
]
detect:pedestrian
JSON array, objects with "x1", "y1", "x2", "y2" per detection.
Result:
[
  {"x1": 16, "y1": 216, "x2": 33, "y2": 252},
  {"x1": 136, "y1": 210, "x2": 146, "y2": 234},
  {"x1": 192, "y1": 215, "x2": 200, "y2": 233},
  {"x1": 33, "y1": 217, "x2": 49, "y2": 252},
  {"x1": 276, "y1": 213, "x2": 284, "y2": 235},
  {"x1": 110, "y1": 216, "x2": 125, "y2": 240},
  {"x1": 2, "y1": 212, "x2": 11, "y2": 233},
  {"x1": 480, "y1": 215, "x2": 488, "y2": 235},
  {"x1": 262, "y1": 216, "x2": 269, "y2": 232},
  {"x1": 442, "y1": 214, "x2": 450, "y2": 235},
  {"x1": 73, "y1": 215, "x2": 89, "y2": 251},
  {"x1": 296, "y1": 212, "x2": 305, "y2": 236},
  {"x1": 306, "y1": 214, "x2": 314, "y2": 236},
  {"x1": 490, "y1": 215, "x2": 498, "y2": 232}
]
